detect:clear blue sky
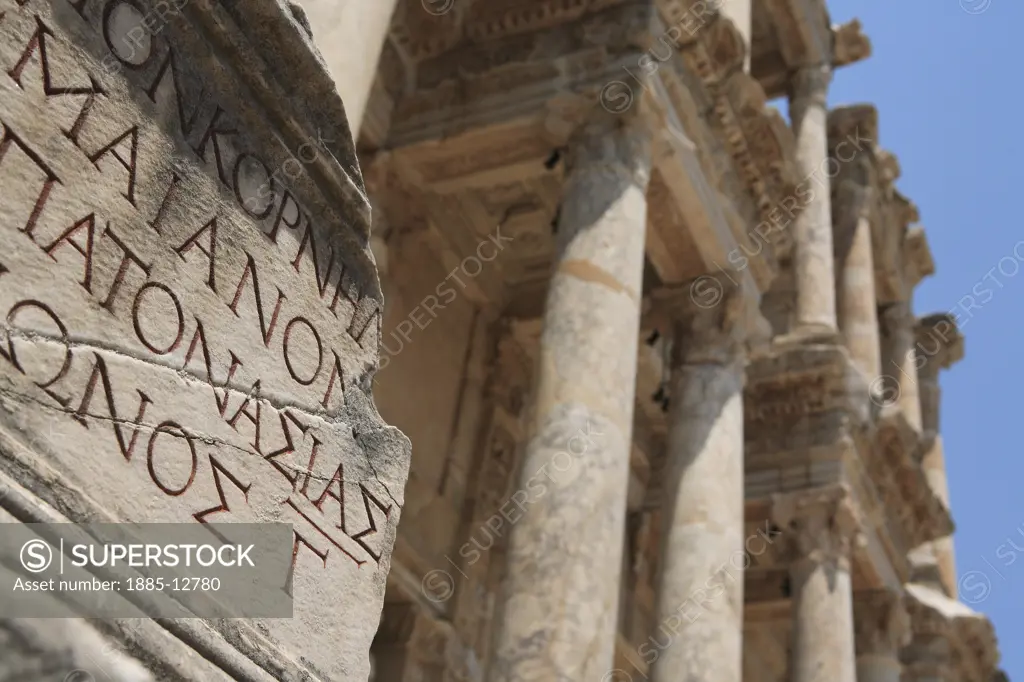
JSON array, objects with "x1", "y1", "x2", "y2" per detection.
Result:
[{"x1": 825, "y1": 0, "x2": 1020, "y2": 673}]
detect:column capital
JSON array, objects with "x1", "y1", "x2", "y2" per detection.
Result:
[
  {"x1": 564, "y1": 110, "x2": 653, "y2": 189},
  {"x1": 772, "y1": 485, "x2": 863, "y2": 568},
  {"x1": 650, "y1": 273, "x2": 745, "y2": 365},
  {"x1": 879, "y1": 299, "x2": 914, "y2": 333},
  {"x1": 854, "y1": 590, "x2": 912, "y2": 657},
  {"x1": 789, "y1": 63, "x2": 832, "y2": 104}
]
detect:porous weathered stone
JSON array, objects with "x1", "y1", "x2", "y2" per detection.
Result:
[{"x1": 0, "y1": 1, "x2": 408, "y2": 679}]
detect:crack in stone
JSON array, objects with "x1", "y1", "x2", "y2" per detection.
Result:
[
  {"x1": 0, "y1": 383, "x2": 375, "y2": 489},
  {"x1": 0, "y1": 325, "x2": 379, "y2": 422}
]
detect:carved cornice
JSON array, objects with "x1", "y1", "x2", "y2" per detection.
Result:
[
  {"x1": 916, "y1": 313, "x2": 965, "y2": 375},
  {"x1": 743, "y1": 340, "x2": 867, "y2": 432},
  {"x1": 677, "y1": 12, "x2": 801, "y2": 260},
  {"x1": 831, "y1": 19, "x2": 872, "y2": 68},
  {"x1": 871, "y1": 408, "x2": 954, "y2": 548},
  {"x1": 854, "y1": 589, "x2": 912, "y2": 657},
  {"x1": 903, "y1": 583, "x2": 1001, "y2": 682}
]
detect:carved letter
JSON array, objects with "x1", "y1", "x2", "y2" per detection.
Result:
[
  {"x1": 88, "y1": 125, "x2": 140, "y2": 206},
  {"x1": 146, "y1": 420, "x2": 197, "y2": 496},
  {"x1": 193, "y1": 455, "x2": 251, "y2": 524},
  {"x1": 175, "y1": 216, "x2": 218, "y2": 292},
  {"x1": 228, "y1": 254, "x2": 286, "y2": 347},
  {"x1": 73, "y1": 353, "x2": 152, "y2": 462},
  {"x1": 44, "y1": 214, "x2": 97, "y2": 293}
]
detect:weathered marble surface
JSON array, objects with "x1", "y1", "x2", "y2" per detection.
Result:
[
  {"x1": 490, "y1": 113, "x2": 651, "y2": 682},
  {"x1": 0, "y1": 0, "x2": 408, "y2": 679},
  {"x1": 774, "y1": 487, "x2": 860, "y2": 682},
  {"x1": 649, "y1": 280, "x2": 746, "y2": 682},
  {"x1": 790, "y1": 64, "x2": 837, "y2": 334}
]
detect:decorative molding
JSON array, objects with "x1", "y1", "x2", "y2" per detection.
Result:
[{"x1": 771, "y1": 485, "x2": 864, "y2": 568}]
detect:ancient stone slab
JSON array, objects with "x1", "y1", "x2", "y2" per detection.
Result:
[{"x1": 0, "y1": 0, "x2": 409, "y2": 679}]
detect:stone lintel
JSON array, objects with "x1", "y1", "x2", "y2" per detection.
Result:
[{"x1": 853, "y1": 589, "x2": 911, "y2": 657}]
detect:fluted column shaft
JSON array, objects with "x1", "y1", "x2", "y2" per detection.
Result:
[
  {"x1": 853, "y1": 591, "x2": 910, "y2": 682},
  {"x1": 774, "y1": 489, "x2": 859, "y2": 682},
  {"x1": 491, "y1": 114, "x2": 652, "y2": 682},
  {"x1": 790, "y1": 65, "x2": 838, "y2": 333},
  {"x1": 299, "y1": 0, "x2": 401, "y2": 134},
  {"x1": 649, "y1": 281, "x2": 745, "y2": 682}
]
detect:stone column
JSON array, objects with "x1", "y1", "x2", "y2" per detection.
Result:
[
  {"x1": 773, "y1": 487, "x2": 860, "y2": 682},
  {"x1": 298, "y1": 0, "x2": 401, "y2": 134},
  {"x1": 720, "y1": 0, "x2": 752, "y2": 72},
  {"x1": 835, "y1": 186, "x2": 881, "y2": 380},
  {"x1": 789, "y1": 65, "x2": 838, "y2": 334},
  {"x1": 649, "y1": 278, "x2": 746, "y2": 682},
  {"x1": 853, "y1": 591, "x2": 910, "y2": 682},
  {"x1": 915, "y1": 314, "x2": 964, "y2": 597},
  {"x1": 491, "y1": 113, "x2": 652, "y2": 682},
  {"x1": 879, "y1": 302, "x2": 922, "y2": 429}
]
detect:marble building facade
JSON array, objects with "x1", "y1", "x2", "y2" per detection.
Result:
[{"x1": 298, "y1": 0, "x2": 1009, "y2": 681}]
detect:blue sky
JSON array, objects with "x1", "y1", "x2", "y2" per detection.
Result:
[{"x1": 825, "y1": 0, "x2": 1020, "y2": 673}]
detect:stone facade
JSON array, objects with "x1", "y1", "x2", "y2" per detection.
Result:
[
  {"x1": 325, "y1": 1, "x2": 1009, "y2": 681},
  {"x1": 0, "y1": 1, "x2": 1010, "y2": 682}
]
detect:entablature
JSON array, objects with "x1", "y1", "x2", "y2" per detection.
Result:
[{"x1": 752, "y1": 0, "x2": 871, "y2": 99}]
